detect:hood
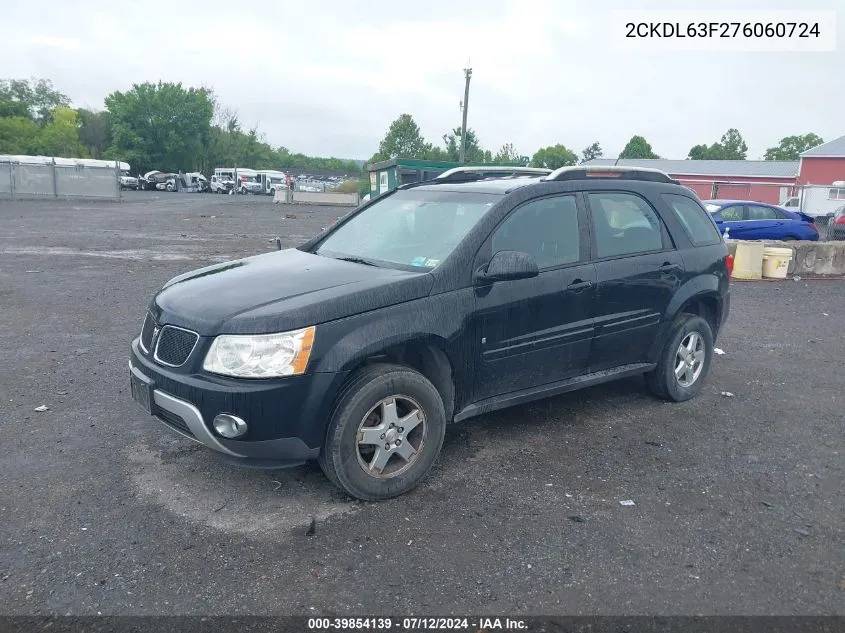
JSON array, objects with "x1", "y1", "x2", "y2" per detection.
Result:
[{"x1": 151, "y1": 248, "x2": 434, "y2": 335}]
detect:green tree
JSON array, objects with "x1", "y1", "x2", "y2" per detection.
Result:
[
  {"x1": 371, "y1": 114, "x2": 429, "y2": 162},
  {"x1": 530, "y1": 144, "x2": 578, "y2": 169},
  {"x1": 105, "y1": 81, "x2": 214, "y2": 174},
  {"x1": 442, "y1": 127, "x2": 491, "y2": 162},
  {"x1": 580, "y1": 141, "x2": 603, "y2": 163},
  {"x1": 687, "y1": 143, "x2": 714, "y2": 160},
  {"x1": 33, "y1": 107, "x2": 87, "y2": 157},
  {"x1": 493, "y1": 142, "x2": 528, "y2": 164},
  {"x1": 0, "y1": 78, "x2": 70, "y2": 123},
  {"x1": 619, "y1": 135, "x2": 659, "y2": 159},
  {"x1": 687, "y1": 128, "x2": 747, "y2": 160},
  {"x1": 764, "y1": 133, "x2": 824, "y2": 161},
  {"x1": 77, "y1": 109, "x2": 111, "y2": 159},
  {"x1": 0, "y1": 116, "x2": 41, "y2": 153},
  {"x1": 719, "y1": 128, "x2": 747, "y2": 159}
]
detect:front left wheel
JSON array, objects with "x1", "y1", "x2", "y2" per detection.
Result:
[{"x1": 319, "y1": 364, "x2": 446, "y2": 501}]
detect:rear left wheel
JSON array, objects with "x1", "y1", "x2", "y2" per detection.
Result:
[
  {"x1": 645, "y1": 313, "x2": 714, "y2": 402},
  {"x1": 319, "y1": 364, "x2": 446, "y2": 501}
]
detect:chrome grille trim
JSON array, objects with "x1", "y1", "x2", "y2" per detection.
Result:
[{"x1": 153, "y1": 325, "x2": 199, "y2": 368}]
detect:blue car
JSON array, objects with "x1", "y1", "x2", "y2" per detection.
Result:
[{"x1": 704, "y1": 199, "x2": 819, "y2": 241}]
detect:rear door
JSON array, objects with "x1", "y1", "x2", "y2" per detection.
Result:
[
  {"x1": 585, "y1": 191, "x2": 684, "y2": 371},
  {"x1": 472, "y1": 194, "x2": 596, "y2": 402}
]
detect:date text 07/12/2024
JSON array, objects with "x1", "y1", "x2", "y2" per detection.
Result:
[{"x1": 307, "y1": 617, "x2": 528, "y2": 631}]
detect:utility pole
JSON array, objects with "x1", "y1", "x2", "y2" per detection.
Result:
[{"x1": 459, "y1": 65, "x2": 472, "y2": 163}]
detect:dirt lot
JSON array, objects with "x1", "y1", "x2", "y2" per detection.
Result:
[{"x1": 0, "y1": 192, "x2": 843, "y2": 616}]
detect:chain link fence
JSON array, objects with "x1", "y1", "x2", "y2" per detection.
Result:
[{"x1": 0, "y1": 158, "x2": 122, "y2": 201}]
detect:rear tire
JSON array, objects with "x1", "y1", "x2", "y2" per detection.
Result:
[
  {"x1": 645, "y1": 313, "x2": 713, "y2": 402},
  {"x1": 319, "y1": 364, "x2": 446, "y2": 501}
]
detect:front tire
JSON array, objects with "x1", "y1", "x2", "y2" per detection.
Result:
[
  {"x1": 319, "y1": 364, "x2": 446, "y2": 501},
  {"x1": 645, "y1": 313, "x2": 714, "y2": 402}
]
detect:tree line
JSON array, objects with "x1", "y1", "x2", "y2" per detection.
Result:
[
  {"x1": 371, "y1": 114, "x2": 826, "y2": 170},
  {"x1": 0, "y1": 78, "x2": 363, "y2": 176},
  {"x1": 0, "y1": 78, "x2": 827, "y2": 177}
]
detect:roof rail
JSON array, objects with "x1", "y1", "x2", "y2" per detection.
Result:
[
  {"x1": 544, "y1": 165, "x2": 678, "y2": 184},
  {"x1": 435, "y1": 166, "x2": 551, "y2": 181}
]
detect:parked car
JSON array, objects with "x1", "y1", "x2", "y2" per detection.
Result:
[
  {"x1": 704, "y1": 199, "x2": 819, "y2": 241},
  {"x1": 119, "y1": 173, "x2": 138, "y2": 190},
  {"x1": 129, "y1": 165, "x2": 731, "y2": 501},
  {"x1": 831, "y1": 204, "x2": 845, "y2": 240},
  {"x1": 210, "y1": 175, "x2": 234, "y2": 194},
  {"x1": 139, "y1": 171, "x2": 176, "y2": 191},
  {"x1": 239, "y1": 177, "x2": 263, "y2": 195}
]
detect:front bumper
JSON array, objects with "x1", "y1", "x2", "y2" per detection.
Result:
[{"x1": 129, "y1": 338, "x2": 347, "y2": 468}]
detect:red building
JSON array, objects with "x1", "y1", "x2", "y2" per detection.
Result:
[
  {"x1": 798, "y1": 135, "x2": 845, "y2": 187},
  {"x1": 585, "y1": 135, "x2": 845, "y2": 209},
  {"x1": 584, "y1": 158, "x2": 799, "y2": 204}
]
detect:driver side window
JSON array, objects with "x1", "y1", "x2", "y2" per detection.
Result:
[{"x1": 491, "y1": 195, "x2": 580, "y2": 269}]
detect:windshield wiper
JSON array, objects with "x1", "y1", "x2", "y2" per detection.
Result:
[{"x1": 335, "y1": 256, "x2": 380, "y2": 267}]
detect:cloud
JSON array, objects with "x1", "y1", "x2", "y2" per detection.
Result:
[{"x1": 0, "y1": 0, "x2": 842, "y2": 160}]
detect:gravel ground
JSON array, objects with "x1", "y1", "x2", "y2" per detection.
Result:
[{"x1": 0, "y1": 193, "x2": 843, "y2": 616}]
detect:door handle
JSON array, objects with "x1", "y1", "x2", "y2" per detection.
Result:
[
  {"x1": 568, "y1": 279, "x2": 593, "y2": 291},
  {"x1": 659, "y1": 262, "x2": 680, "y2": 272}
]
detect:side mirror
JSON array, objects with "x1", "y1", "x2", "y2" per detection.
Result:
[{"x1": 476, "y1": 250, "x2": 539, "y2": 284}]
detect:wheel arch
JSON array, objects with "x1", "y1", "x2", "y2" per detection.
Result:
[
  {"x1": 331, "y1": 335, "x2": 458, "y2": 422},
  {"x1": 649, "y1": 276, "x2": 725, "y2": 362}
]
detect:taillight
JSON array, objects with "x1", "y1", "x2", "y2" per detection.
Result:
[
  {"x1": 835, "y1": 215, "x2": 845, "y2": 224},
  {"x1": 725, "y1": 254, "x2": 734, "y2": 277}
]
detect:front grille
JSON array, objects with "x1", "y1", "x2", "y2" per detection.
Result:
[
  {"x1": 139, "y1": 313, "x2": 156, "y2": 352},
  {"x1": 154, "y1": 325, "x2": 199, "y2": 367},
  {"x1": 156, "y1": 409, "x2": 194, "y2": 438}
]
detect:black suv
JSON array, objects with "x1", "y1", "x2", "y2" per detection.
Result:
[{"x1": 129, "y1": 165, "x2": 731, "y2": 501}]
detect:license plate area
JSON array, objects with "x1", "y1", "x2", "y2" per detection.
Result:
[{"x1": 130, "y1": 365, "x2": 155, "y2": 414}]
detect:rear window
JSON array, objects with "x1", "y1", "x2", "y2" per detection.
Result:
[{"x1": 662, "y1": 194, "x2": 722, "y2": 246}]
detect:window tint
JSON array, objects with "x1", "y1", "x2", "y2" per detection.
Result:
[
  {"x1": 662, "y1": 194, "x2": 722, "y2": 246},
  {"x1": 587, "y1": 192, "x2": 665, "y2": 258},
  {"x1": 747, "y1": 205, "x2": 778, "y2": 220},
  {"x1": 491, "y1": 195, "x2": 580, "y2": 269},
  {"x1": 719, "y1": 205, "x2": 745, "y2": 221}
]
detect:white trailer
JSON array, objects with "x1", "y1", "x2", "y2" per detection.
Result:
[{"x1": 782, "y1": 181, "x2": 845, "y2": 218}]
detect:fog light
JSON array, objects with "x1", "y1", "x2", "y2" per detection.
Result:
[{"x1": 212, "y1": 414, "x2": 247, "y2": 438}]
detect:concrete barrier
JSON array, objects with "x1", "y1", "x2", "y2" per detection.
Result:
[
  {"x1": 291, "y1": 191, "x2": 359, "y2": 206},
  {"x1": 725, "y1": 239, "x2": 845, "y2": 277}
]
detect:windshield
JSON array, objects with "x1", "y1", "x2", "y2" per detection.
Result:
[{"x1": 314, "y1": 189, "x2": 501, "y2": 270}]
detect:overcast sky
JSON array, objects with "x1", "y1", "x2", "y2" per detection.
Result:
[{"x1": 2, "y1": 0, "x2": 842, "y2": 161}]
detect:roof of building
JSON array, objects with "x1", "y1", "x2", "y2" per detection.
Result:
[
  {"x1": 367, "y1": 158, "x2": 527, "y2": 172},
  {"x1": 800, "y1": 134, "x2": 845, "y2": 157},
  {"x1": 583, "y1": 158, "x2": 799, "y2": 179}
]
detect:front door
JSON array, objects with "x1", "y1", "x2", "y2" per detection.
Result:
[
  {"x1": 584, "y1": 191, "x2": 685, "y2": 371},
  {"x1": 472, "y1": 194, "x2": 596, "y2": 403}
]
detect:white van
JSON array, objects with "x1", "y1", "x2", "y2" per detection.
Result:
[
  {"x1": 214, "y1": 167, "x2": 261, "y2": 194},
  {"x1": 255, "y1": 169, "x2": 288, "y2": 195}
]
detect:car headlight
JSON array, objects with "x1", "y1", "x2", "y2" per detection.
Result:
[{"x1": 202, "y1": 326, "x2": 315, "y2": 378}]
